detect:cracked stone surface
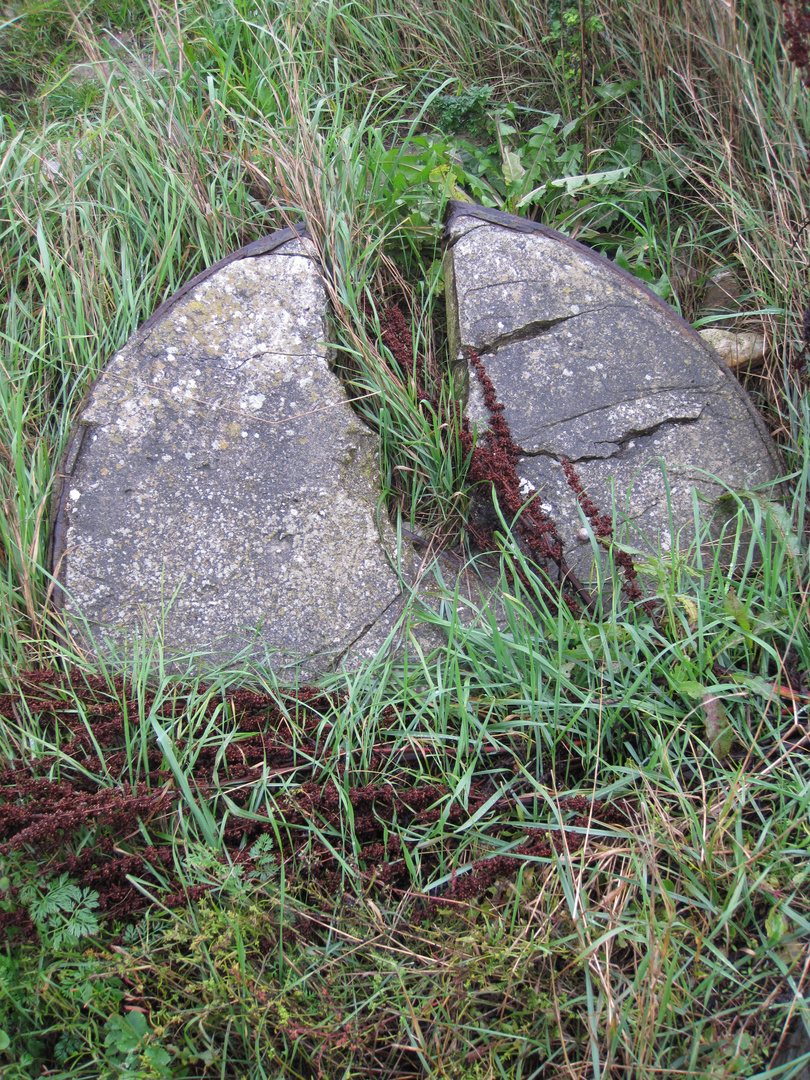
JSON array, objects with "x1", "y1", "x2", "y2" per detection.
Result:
[
  {"x1": 51, "y1": 232, "x2": 449, "y2": 676},
  {"x1": 444, "y1": 205, "x2": 784, "y2": 580}
]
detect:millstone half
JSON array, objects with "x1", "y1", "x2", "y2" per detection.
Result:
[
  {"x1": 51, "y1": 230, "x2": 410, "y2": 674},
  {"x1": 444, "y1": 203, "x2": 784, "y2": 582}
]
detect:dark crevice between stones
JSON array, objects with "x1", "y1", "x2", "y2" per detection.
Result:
[
  {"x1": 361, "y1": 289, "x2": 657, "y2": 614},
  {"x1": 372, "y1": 300, "x2": 467, "y2": 541},
  {"x1": 459, "y1": 349, "x2": 597, "y2": 613}
]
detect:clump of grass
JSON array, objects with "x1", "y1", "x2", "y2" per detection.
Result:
[
  {"x1": 0, "y1": 0, "x2": 151, "y2": 123},
  {"x1": 600, "y1": 0, "x2": 810, "y2": 435}
]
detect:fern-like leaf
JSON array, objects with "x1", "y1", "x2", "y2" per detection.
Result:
[{"x1": 27, "y1": 874, "x2": 100, "y2": 948}]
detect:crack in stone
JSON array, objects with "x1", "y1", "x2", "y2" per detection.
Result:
[
  {"x1": 473, "y1": 314, "x2": 582, "y2": 356},
  {"x1": 517, "y1": 409, "x2": 706, "y2": 463},
  {"x1": 614, "y1": 410, "x2": 705, "y2": 446},
  {"x1": 577, "y1": 412, "x2": 706, "y2": 462},
  {"x1": 465, "y1": 277, "x2": 564, "y2": 294},
  {"x1": 327, "y1": 599, "x2": 400, "y2": 671},
  {"x1": 466, "y1": 300, "x2": 659, "y2": 357},
  {"x1": 513, "y1": 388, "x2": 712, "y2": 429}
]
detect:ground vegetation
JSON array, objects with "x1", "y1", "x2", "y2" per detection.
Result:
[{"x1": 0, "y1": 0, "x2": 809, "y2": 1076}]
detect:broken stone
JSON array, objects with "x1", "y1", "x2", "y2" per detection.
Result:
[
  {"x1": 700, "y1": 267, "x2": 743, "y2": 311},
  {"x1": 50, "y1": 229, "x2": 448, "y2": 676},
  {"x1": 444, "y1": 203, "x2": 784, "y2": 583},
  {"x1": 698, "y1": 327, "x2": 766, "y2": 371}
]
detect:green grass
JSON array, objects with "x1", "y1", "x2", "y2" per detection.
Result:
[{"x1": 1, "y1": 0, "x2": 809, "y2": 1076}]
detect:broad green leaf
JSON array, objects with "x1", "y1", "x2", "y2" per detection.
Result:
[
  {"x1": 703, "y1": 693, "x2": 734, "y2": 757},
  {"x1": 614, "y1": 249, "x2": 632, "y2": 272},
  {"x1": 741, "y1": 674, "x2": 779, "y2": 698},
  {"x1": 105, "y1": 1014, "x2": 142, "y2": 1054},
  {"x1": 594, "y1": 79, "x2": 640, "y2": 100},
  {"x1": 648, "y1": 273, "x2": 672, "y2": 299},
  {"x1": 428, "y1": 164, "x2": 471, "y2": 201},
  {"x1": 548, "y1": 166, "x2": 632, "y2": 195},
  {"x1": 724, "y1": 587, "x2": 752, "y2": 632},
  {"x1": 125, "y1": 1011, "x2": 149, "y2": 1038},
  {"x1": 677, "y1": 681, "x2": 706, "y2": 701},
  {"x1": 502, "y1": 150, "x2": 525, "y2": 184},
  {"x1": 766, "y1": 906, "x2": 788, "y2": 943},
  {"x1": 144, "y1": 1045, "x2": 172, "y2": 1069},
  {"x1": 529, "y1": 115, "x2": 561, "y2": 135}
]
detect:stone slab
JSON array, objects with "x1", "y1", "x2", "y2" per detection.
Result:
[
  {"x1": 50, "y1": 230, "x2": 451, "y2": 675},
  {"x1": 444, "y1": 204, "x2": 784, "y2": 582}
]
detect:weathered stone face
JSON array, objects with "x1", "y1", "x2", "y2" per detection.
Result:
[
  {"x1": 52, "y1": 235, "x2": 412, "y2": 674},
  {"x1": 444, "y1": 204, "x2": 784, "y2": 580},
  {"x1": 52, "y1": 206, "x2": 786, "y2": 671}
]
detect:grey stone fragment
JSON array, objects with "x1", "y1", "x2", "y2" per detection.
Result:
[
  {"x1": 52, "y1": 235, "x2": 447, "y2": 675},
  {"x1": 444, "y1": 205, "x2": 784, "y2": 583}
]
